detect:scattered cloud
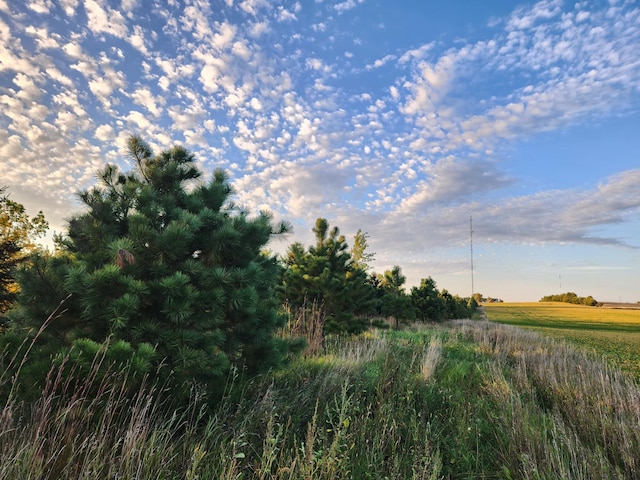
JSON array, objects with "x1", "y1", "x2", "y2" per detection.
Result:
[{"x1": 0, "y1": 0, "x2": 639, "y2": 301}]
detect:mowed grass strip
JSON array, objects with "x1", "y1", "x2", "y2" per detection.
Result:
[{"x1": 484, "y1": 302, "x2": 640, "y2": 382}]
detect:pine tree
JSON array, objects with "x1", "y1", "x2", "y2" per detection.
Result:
[
  {"x1": 376, "y1": 266, "x2": 414, "y2": 329},
  {"x1": 4, "y1": 136, "x2": 290, "y2": 401},
  {"x1": 281, "y1": 218, "x2": 375, "y2": 334},
  {"x1": 411, "y1": 276, "x2": 445, "y2": 322}
]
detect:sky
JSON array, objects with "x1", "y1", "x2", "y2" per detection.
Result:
[{"x1": 1, "y1": 0, "x2": 639, "y2": 302}]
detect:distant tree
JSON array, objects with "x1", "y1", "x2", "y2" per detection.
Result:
[
  {"x1": 439, "y1": 289, "x2": 473, "y2": 320},
  {"x1": 281, "y1": 219, "x2": 376, "y2": 334},
  {"x1": 467, "y1": 296, "x2": 479, "y2": 311},
  {"x1": 0, "y1": 188, "x2": 48, "y2": 317},
  {"x1": 377, "y1": 266, "x2": 414, "y2": 329},
  {"x1": 540, "y1": 292, "x2": 598, "y2": 306},
  {"x1": 584, "y1": 295, "x2": 597, "y2": 307},
  {"x1": 3, "y1": 135, "x2": 291, "y2": 402},
  {"x1": 411, "y1": 277, "x2": 444, "y2": 322}
]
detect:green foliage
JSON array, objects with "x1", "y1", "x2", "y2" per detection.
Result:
[
  {"x1": 0, "y1": 188, "x2": 48, "y2": 315},
  {"x1": 411, "y1": 277, "x2": 474, "y2": 322},
  {"x1": 540, "y1": 291, "x2": 599, "y2": 306},
  {"x1": 350, "y1": 228, "x2": 374, "y2": 271},
  {"x1": 3, "y1": 135, "x2": 290, "y2": 402},
  {"x1": 468, "y1": 296, "x2": 479, "y2": 310},
  {"x1": 281, "y1": 218, "x2": 376, "y2": 334},
  {"x1": 374, "y1": 266, "x2": 414, "y2": 329},
  {"x1": 411, "y1": 277, "x2": 445, "y2": 321}
]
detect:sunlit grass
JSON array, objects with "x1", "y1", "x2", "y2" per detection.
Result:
[{"x1": 3, "y1": 317, "x2": 640, "y2": 478}]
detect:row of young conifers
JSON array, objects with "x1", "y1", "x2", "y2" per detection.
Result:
[{"x1": 0, "y1": 135, "x2": 475, "y2": 405}]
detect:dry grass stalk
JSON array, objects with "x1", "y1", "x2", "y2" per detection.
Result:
[
  {"x1": 278, "y1": 299, "x2": 325, "y2": 357},
  {"x1": 115, "y1": 248, "x2": 135, "y2": 268}
]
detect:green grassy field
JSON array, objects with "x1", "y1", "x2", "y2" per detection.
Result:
[
  {"x1": 4, "y1": 319, "x2": 640, "y2": 478},
  {"x1": 484, "y1": 302, "x2": 640, "y2": 382}
]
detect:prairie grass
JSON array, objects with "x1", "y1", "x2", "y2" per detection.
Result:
[{"x1": 2, "y1": 317, "x2": 640, "y2": 479}]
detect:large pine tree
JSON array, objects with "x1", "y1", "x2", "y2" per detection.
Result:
[{"x1": 4, "y1": 136, "x2": 290, "y2": 401}]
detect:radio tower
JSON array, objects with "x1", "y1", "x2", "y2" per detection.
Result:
[{"x1": 470, "y1": 215, "x2": 474, "y2": 298}]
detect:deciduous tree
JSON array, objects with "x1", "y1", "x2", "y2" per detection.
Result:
[{"x1": 0, "y1": 188, "x2": 48, "y2": 316}]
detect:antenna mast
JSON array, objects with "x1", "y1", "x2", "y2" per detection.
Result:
[{"x1": 470, "y1": 215, "x2": 474, "y2": 298}]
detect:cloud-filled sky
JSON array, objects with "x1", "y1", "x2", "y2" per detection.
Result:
[{"x1": 1, "y1": 0, "x2": 639, "y2": 302}]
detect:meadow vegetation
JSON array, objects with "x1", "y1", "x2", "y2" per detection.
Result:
[{"x1": 2, "y1": 315, "x2": 640, "y2": 479}]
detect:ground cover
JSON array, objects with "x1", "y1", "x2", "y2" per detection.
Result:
[
  {"x1": 484, "y1": 302, "x2": 640, "y2": 382},
  {"x1": 3, "y1": 320, "x2": 640, "y2": 479}
]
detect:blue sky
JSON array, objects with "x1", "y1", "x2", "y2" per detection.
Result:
[{"x1": 1, "y1": 0, "x2": 639, "y2": 302}]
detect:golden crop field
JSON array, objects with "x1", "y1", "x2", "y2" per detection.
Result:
[{"x1": 483, "y1": 302, "x2": 640, "y2": 383}]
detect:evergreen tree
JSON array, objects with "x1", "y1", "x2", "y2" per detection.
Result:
[
  {"x1": 281, "y1": 218, "x2": 375, "y2": 334},
  {"x1": 3, "y1": 136, "x2": 290, "y2": 401},
  {"x1": 411, "y1": 277, "x2": 445, "y2": 322},
  {"x1": 376, "y1": 266, "x2": 414, "y2": 329}
]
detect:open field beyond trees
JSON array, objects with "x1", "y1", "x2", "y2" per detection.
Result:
[{"x1": 484, "y1": 302, "x2": 640, "y2": 383}]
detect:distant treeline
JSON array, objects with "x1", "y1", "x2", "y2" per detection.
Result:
[{"x1": 539, "y1": 292, "x2": 600, "y2": 306}]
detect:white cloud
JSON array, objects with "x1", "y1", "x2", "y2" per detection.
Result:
[
  {"x1": 239, "y1": 0, "x2": 270, "y2": 16},
  {"x1": 247, "y1": 21, "x2": 269, "y2": 38},
  {"x1": 211, "y1": 22, "x2": 236, "y2": 49},
  {"x1": 25, "y1": 25, "x2": 60, "y2": 49},
  {"x1": 334, "y1": 0, "x2": 365, "y2": 14},
  {"x1": 277, "y1": 6, "x2": 297, "y2": 22},
  {"x1": 45, "y1": 67, "x2": 74, "y2": 87},
  {"x1": 63, "y1": 41, "x2": 84, "y2": 59},
  {"x1": 366, "y1": 54, "x2": 396, "y2": 70},
  {"x1": 59, "y1": 0, "x2": 79, "y2": 16},
  {"x1": 27, "y1": 0, "x2": 53, "y2": 14},
  {"x1": 128, "y1": 24, "x2": 150, "y2": 55},
  {"x1": 84, "y1": 0, "x2": 128, "y2": 38},
  {"x1": 232, "y1": 40, "x2": 251, "y2": 60},
  {"x1": 95, "y1": 123, "x2": 114, "y2": 141},
  {"x1": 398, "y1": 44, "x2": 434, "y2": 64},
  {"x1": 506, "y1": 0, "x2": 562, "y2": 30},
  {"x1": 130, "y1": 86, "x2": 164, "y2": 117},
  {"x1": 121, "y1": 0, "x2": 140, "y2": 15}
]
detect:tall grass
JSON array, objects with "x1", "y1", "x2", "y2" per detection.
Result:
[
  {"x1": 453, "y1": 320, "x2": 640, "y2": 478},
  {"x1": 2, "y1": 317, "x2": 640, "y2": 479},
  {"x1": 484, "y1": 302, "x2": 640, "y2": 382},
  {"x1": 278, "y1": 299, "x2": 325, "y2": 357}
]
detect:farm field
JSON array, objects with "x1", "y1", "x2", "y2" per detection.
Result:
[{"x1": 484, "y1": 302, "x2": 640, "y2": 382}]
